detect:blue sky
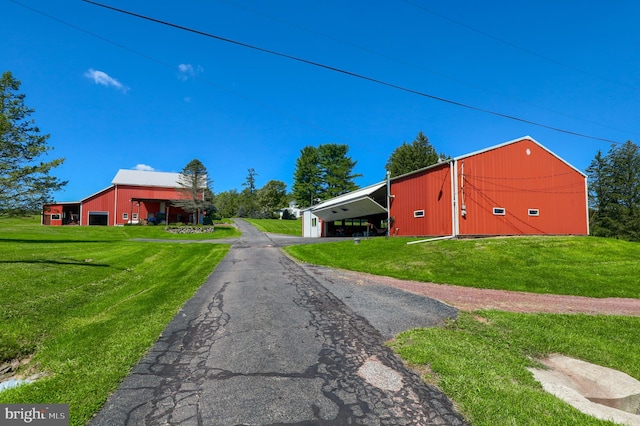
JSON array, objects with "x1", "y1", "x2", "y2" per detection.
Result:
[{"x1": 3, "y1": 1, "x2": 639, "y2": 201}]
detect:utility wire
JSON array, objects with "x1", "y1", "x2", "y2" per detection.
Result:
[
  {"x1": 81, "y1": 0, "x2": 621, "y2": 145},
  {"x1": 6, "y1": 0, "x2": 382, "y2": 159},
  {"x1": 218, "y1": 0, "x2": 636, "y2": 137},
  {"x1": 403, "y1": 0, "x2": 640, "y2": 93}
]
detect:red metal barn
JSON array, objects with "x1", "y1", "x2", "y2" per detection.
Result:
[
  {"x1": 389, "y1": 162, "x2": 452, "y2": 237},
  {"x1": 43, "y1": 170, "x2": 203, "y2": 226},
  {"x1": 389, "y1": 136, "x2": 588, "y2": 237}
]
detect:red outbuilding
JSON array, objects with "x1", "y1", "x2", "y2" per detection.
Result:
[
  {"x1": 303, "y1": 136, "x2": 589, "y2": 237},
  {"x1": 43, "y1": 169, "x2": 202, "y2": 226}
]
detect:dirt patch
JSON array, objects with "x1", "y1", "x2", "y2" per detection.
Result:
[
  {"x1": 325, "y1": 268, "x2": 640, "y2": 316},
  {"x1": 0, "y1": 356, "x2": 32, "y2": 382}
]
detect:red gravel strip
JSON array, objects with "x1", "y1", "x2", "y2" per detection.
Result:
[{"x1": 327, "y1": 269, "x2": 640, "y2": 316}]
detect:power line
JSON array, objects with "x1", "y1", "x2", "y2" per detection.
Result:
[
  {"x1": 402, "y1": 0, "x2": 640, "y2": 93},
  {"x1": 6, "y1": 0, "x2": 383, "y2": 160},
  {"x1": 218, "y1": 0, "x2": 636, "y2": 137},
  {"x1": 81, "y1": 0, "x2": 621, "y2": 145}
]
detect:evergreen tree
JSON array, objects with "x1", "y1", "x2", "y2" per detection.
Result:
[
  {"x1": 587, "y1": 141, "x2": 640, "y2": 240},
  {"x1": 586, "y1": 150, "x2": 611, "y2": 236},
  {"x1": 609, "y1": 141, "x2": 640, "y2": 239},
  {"x1": 292, "y1": 144, "x2": 361, "y2": 206},
  {"x1": 292, "y1": 146, "x2": 322, "y2": 208},
  {"x1": 0, "y1": 71, "x2": 66, "y2": 215},
  {"x1": 385, "y1": 131, "x2": 445, "y2": 177},
  {"x1": 318, "y1": 144, "x2": 361, "y2": 199},
  {"x1": 240, "y1": 168, "x2": 259, "y2": 217},
  {"x1": 173, "y1": 159, "x2": 213, "y2": 225}
]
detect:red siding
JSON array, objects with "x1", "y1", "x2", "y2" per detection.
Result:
[
  {"x1": 43, "y1": 204, "x2": 63, "y2": 226},
  {"x1": 44, "y1": 176, "x2": 201, "y2": 226},
  {"x1": 81, "y1": 187, "x2": 115, "y2": 225},
  {"x1": 457, "y1": 138, "x2": 587, "y2": 236},
  {"x1": 78, "y1": 185, "x2": 196, "y2": 226},
  {"x1": 112, "y1": 185, "x2": 191, "y2": 225},
  {"x1": 389, "y1": 163, "x2": 452, "y2": 236}
]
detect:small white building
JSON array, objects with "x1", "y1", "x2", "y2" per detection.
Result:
[{"x1": 279, "y1": 201, "x2": 302, "y2": 219}]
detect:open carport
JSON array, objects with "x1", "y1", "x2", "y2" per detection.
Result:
[{"x1": 302, "y1": 182, "x2": 388, "y2": 237}]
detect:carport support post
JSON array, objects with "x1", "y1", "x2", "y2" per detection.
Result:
[{"x1": 386, "y1": 171, "x2": 391, "y2": 239}]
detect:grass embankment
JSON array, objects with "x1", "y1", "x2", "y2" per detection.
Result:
[
  {"x1": 285, "y1": 236, "x2": 640, "y2": 298},
  {"x1": 243, "y1": 218, "x2": 301, "y2": 236},
  {"x1": 0, "y1": 217, "x2": 231, "y2": 425},
  {"x1": 286, "y1": 236, "x2": 640, "y2": 425}
]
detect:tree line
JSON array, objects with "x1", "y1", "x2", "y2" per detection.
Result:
[
  {"x1": 165, "y1": 132, "x2": 448, "y2": 219},
  {"x1": 587, "y1": 140, "x2": 640, "y2": 241},
  {"x1": 0, "y1": 69, "x2": 492, "y2": 224}
]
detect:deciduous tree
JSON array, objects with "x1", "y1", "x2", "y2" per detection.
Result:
[
  {"x1": 215, "y1": 189, "x2": 240, "y2": 218},
  {"x1": 0, "y1": 71, "x2": 66, "y2": 215},
  {"x1": 258, "y1": 180, "x2": 288, "y2": 217}
]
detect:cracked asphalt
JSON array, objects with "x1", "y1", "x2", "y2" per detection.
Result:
[{"x1": 91, "y1": 220, "x2": 466, "y2": 425}]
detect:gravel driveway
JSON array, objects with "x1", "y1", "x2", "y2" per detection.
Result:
[{"x1": 300, "y1": 265, "x2": 640, "y2": 317}]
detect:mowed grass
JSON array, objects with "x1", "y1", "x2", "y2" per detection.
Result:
[
  {"x1": 284, "y1": 236, "x2": 640, "y2": 298},
  {"x1": 391, "y1": 311, "x2": 640, "y2": 426},
  {"x1": 0, "y1": 217, "x2": 230, "y2": 425},
  {"x1": 243, "y1": 218, "x2": 301, "y2": 236},
  {"x1": 4, "y1": 216, "x2": 241, "y2": 241},
  {"x1": 286, "y1": 235, "x2": 640, "y2": 424}
]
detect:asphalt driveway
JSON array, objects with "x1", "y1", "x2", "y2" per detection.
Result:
[{"x1": 91, "y1": 220, "x2": 465, "y2": 425}]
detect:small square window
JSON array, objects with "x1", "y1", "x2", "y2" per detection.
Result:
[
  {"x1": 132, "y1": 213, "x2": 138, "y2": 219},
  {"x1": 528, "y1": 209, "x2": 540, "y2": 216},
  {"x1": 122, "y1": 213, "x2": 129, "y2": 220},
  {"x1": 414, "y1": 210, "x2": 425, "y2": 218},
  {"x1": 493, "y1": 207, "x2": 506, "y2": 216}
]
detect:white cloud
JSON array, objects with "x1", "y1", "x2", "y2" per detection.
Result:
[
  {"x1": 133, "y1": 164, "x2": 155, "y2": 171},
  {"x1": 177, "y1": 63, "x2": 203, "y2": 81},
  {"x1": 84, "y1": 69, "x2": 128, "y2": 92}
]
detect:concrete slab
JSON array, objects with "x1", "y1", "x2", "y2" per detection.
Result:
[{"x1": 528, "y1": 354, "x2": 640, "y2": 425}]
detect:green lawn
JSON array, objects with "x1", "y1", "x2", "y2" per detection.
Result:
[
  {"x1": 3, "y1": 219, "x2": 640, "y2": 425},
  {"x1": 391, "y1": 311, "x2": 640, "y2": 426},
  {"x1": 243, "y1": 218, "x2": 302, "y2": 236},
  {"x1": 285, "y1": 235, "x2": 640, "y2": 425},
  {"x1": 284, "y1": 236, "x2": 640, "y2": 298},
  {"x1": 4, "y1": 216, "x2": 241, "y2": 241},
  {"x1": 0, "y1": 217, "x2": 230, "y2": 425}
]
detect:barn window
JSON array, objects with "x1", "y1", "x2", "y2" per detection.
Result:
[
  {"x1": 414, "y1": 210, "x2": 425, "y2": 218},
  {"x1": 528, "y1": 209, "x2": 540, "y2": 216},
  {"x1": 132, "y1": 213, "x2": 138, "y2": 219},
  {"x1": 312, "y1": 218, "x2": 317, "y2": 227},
  {"x1": 122, "y1": 213, "x2": 128, "y2": 220},
  {"x1": 51, "y1": 214, "x2": 61, "y2": 220},
  {"x1": 493, "y1": 207, "x2": 506, "y2": 216}
]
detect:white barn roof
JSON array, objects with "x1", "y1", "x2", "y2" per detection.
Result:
[{"x1": 112, "y1": 169, "x2": 182, "y2": 188}]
